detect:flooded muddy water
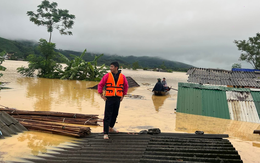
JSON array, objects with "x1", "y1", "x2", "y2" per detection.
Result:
[{"x1": 0, "y1": 60, "x2": 260, "y2": 162}]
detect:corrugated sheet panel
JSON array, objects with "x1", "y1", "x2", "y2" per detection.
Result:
[
  {"x1": 232, "y1": 68, "x2": 260, "y2": 72},
  {"x1": 251, "y1": 91, "x2": 260, "y2": 119},
  {"x1": 226, "y1": 91, "x2": 253, "y2": 101},
  {"x1": 179, "y1": 82, "x2": 250, "y2": 92},
  {"x1": 187, "y1": 68, "x2": 260, "y2": 88},
  {"x1": 177, "y1": 87, "x2": 202, "y2": 115},
  {"x1": 202, "y1": 90, "x2": 230, "y2": 119},
  {"x1": 177, "y1": 83, "x2": 230, "y2": 119},
  {"x1": 0, "y1": 111, "x2": 27, "y2": 138},
  {"x1": 23, "y1": 133, "x2": 243, "y2": 163},
  {"x1": 226, "y1": 91, "x2": 260, "y2": 123}
]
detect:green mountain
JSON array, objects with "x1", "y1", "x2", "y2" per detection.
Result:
[
  {"x1": 0, "y1": 37, "x2": 193, "y2": 71},
  {"x1": 0, "y1": 37, "x2": 37, "y2": 59}
]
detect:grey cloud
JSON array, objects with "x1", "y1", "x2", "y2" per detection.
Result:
[{"x1": 0, "y1": 0, "x2": 259, "y2": 69}]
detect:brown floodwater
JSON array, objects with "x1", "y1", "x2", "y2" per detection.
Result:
[{"x1": 0, "y1": 60, "x2": 260, "y2": 162}]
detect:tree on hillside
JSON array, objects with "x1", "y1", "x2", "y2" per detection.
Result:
[
  {"x1": 27, "y1": 0, "x2": 75, "y2": 43},
  {"x1": 234, "y1": 33, "x2": 260, "y2": 69},
  {"x1": 232, "y1": 63, "x2": 242, "y2": 69},
  {"x1": 132, "y1": 61, "x2": 139, "y2": 70},
  {"x1": 0, "y1": 50, "x2": 6, "y2": 78},
  {"x1": 160, "y1": 61, "x2": 167, "y2": 70}
]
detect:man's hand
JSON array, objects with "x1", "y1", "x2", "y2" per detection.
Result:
[
  {"x1": 100, "y1": 94, "x2": 107, "y2": 101},
  {"x1": 120, "y1": 96, "x2": 124, "y2": 101}
]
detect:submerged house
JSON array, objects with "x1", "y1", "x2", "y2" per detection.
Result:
[
  {"x1": 4, "y1": 52, "x2": 15, "y2": 60},
  {"x1": 176, "y1": 82, "x2": 260, "y2": 123}
]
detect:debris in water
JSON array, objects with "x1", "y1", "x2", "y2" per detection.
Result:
[{"x1": 124, "y1": 94, "x2": 144, "y2": 99}]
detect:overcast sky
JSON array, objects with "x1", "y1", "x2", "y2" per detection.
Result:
[{"x1": 1, "y1": 0, "x2": 260, "y2": 69}]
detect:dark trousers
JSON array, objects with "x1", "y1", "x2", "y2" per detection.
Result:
[{"x1": 103, "y1": 97, "x2": 121, "y2": 134}]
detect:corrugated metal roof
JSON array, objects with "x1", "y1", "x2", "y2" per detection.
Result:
[
  {"x1": 227, "y1": 100, "x2": 260, "y2": 123},
  {"x1": 0, "y1": 111, "x2": 27, "y2": 138},
  {"x1": 202, "y1": 89, "x2": 230, "y2": 119},
  {"x1": 226, "y1": 91, "x2": 253, "y2": 101},
  {"x1": 187, "y1": 68, "x2": 260, "y2": 88},
  {"x1": 226, "y1": 91, "x2": 260, "y2": 123},
  {"x1": 232, "y1": 68, "x2": 260, "y2": 72},
  {"x1": 20, "y1": 132, "x2": 242, "y2": 163},
  {"x1": 177, "y1": 86, "x2": 202, "y2": 115},
  {"x1": 177, "y1": 82, "x2": 260, "y2": 122},
  {"x1": 251, "y1": 91, "x2": 260, "y2": 119},
  {"x1": 179, "y1": 82, "x2": 250, "y2": 92},
  {"x1": 177, "y1": 83, "x2": 230, "y2": 119}
]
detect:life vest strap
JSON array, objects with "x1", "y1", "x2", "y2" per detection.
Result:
[{"x1": 106, "y1": 86, "x2": 123, "y2": 88}]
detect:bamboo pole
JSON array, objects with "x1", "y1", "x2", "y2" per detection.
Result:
[
  {"x1": 19, "y1": 121, "x2": 83, "y2": 132},
  {"x1": 12, "y1": 115, "x2": 101, "y2": 125},
  {"x1": 19, "y1": 119, "x2": 91, "y2": 137},
  {"x1": 0, "y1": 108, "x2": 99, "y2": 119},
  {"x1": 0, "y1": 107, "x2": 99, "y2": 137}
]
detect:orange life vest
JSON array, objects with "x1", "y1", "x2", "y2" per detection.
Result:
[{"x1": 105, "y1": 72, "x2": 124, "y2": 97}]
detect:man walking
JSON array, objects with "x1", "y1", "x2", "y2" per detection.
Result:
[{"x1": 98, "y1": 62, "x2": 129, "y2": 139}]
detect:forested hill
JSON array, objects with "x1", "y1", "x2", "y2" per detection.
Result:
[{"x1": 0, "y1": 37, "x2": 193, "y2": 71}]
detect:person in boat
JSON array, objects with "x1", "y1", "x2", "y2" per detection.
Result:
[
  {"x1": 98, "y1": 62, "x2": 129, "y2": 140},
  {"x1": 152, "y1": 78, "x2": 165, "y2": 92},
  {"x1": 162, "y1": 77, "x2": 167, "y2": 86},
  {"x1": 162, "y1": 77, "x2": 170, "y2": 91}
]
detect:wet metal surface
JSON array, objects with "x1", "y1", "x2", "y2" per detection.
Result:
[
  {"x1": 226, "y1": 91, "x2": 260, "y2": 123},
  {"x1": 0, "y1": 111, "x2": 27, "y2": 138},
  {"x1": 21, "y1": 133, "x2": 243, "y2": 163}
]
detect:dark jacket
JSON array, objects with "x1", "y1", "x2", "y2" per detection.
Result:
[
  {"x1": 152, "y1": 81, "x2": 165, "y2": 92},
  {"x1": 112, "y1": 70, "x2": 121, "y2": 84}
]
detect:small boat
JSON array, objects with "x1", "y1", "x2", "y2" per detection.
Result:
[{"x1": 153, "y1": 87, "x2": 171, "y2": 96}]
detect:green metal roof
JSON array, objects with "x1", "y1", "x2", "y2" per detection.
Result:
[
  {"x1": 177, "y1": 83, "x2": 230, "y2": 119},
  {"x1": 251, "y1": 91, "x2": 260, "y2": 119},
  {"x1": 202, "y1": 89, "x2": 230, "y2": 119},
  {"x1": 177, "y1": 87, "x2": 202, "y2": 115},
  {"x1": 177, "y1": 82, "x2": 260, "y2": 122}
]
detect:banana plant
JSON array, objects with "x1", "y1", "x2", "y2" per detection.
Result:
[{"x1": 60, "y1": 49, "x2": 108, "y2": 81}]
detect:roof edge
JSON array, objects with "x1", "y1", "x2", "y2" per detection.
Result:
[{"x1": 178, "y1": 82, "x2": 251, "y2": 92}]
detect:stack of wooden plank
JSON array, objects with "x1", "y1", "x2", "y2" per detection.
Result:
[
  {"x1": 0, "y1": 108, "x2": 101, "y2": 137},
  {"x1": 19, "y1": 119, "x2": 91, "y2": 137}
]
